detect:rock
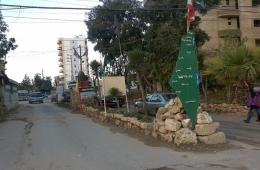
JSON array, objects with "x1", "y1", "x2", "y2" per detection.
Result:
[
  {"x1": 198, "y1": 132, "x2": 226, "y2": 144},
  {"x1": 173, "y1": 97, "x2": 183, "y2": 108},
  {"x1": 157, "y1": 107, "x2": 168, "y2": 115},
  {"x1": 115, "y1": 119, "x2": 120, "y2": 126},
  {"x1": 140, "y1": 122, "x2": 153, "y2": 130},
  {"x1": 197, "y1": 111, "x2": 213, "y2": 124},
  {"x1": 158, "y1": 125, "x2": 167, "y2": 134},
  {"x1": 169, "y1": 105, "x2": 181, "y2": 114},
  {"x1": 181, "y1": 119, "x2": 192, "y2": 128},
  {"x1": 155, "y1": 119, "x2": 165, "y2": 127},
  {"x1": 159, "y1": 133, "x2": 174, "y2": 143},
  {"x1": 195, "y1": 122, "x2": 220, "y2": 136},
  {"x1": 174, "y1": 113, "x2": 185, "y2": 121},
  {"x1": 174, "y1": 128, "x2": 197, "y2": 146},
  {"x1": 152, "y1": 131, "x2": 158, "y2": 139},
  {"x1": 165, "y1": 119, "x2": 181, "y2": 132}
]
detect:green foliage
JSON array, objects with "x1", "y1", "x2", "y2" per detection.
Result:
[
  {"x1": 108, "y1": 87, "x2": 122, "y2": 97},
  {"x1": 19, "y1": 74, "x2": 32, "y2": 91},
  {"x1": 90, "y1": 60, "x2": 100, "y2": 77},
  {"x1": 0, "y1": 12, "x2": 17, "y2": 58},
  {"x1": 123, "y1": 112, "x2": 153, "y2": 122},
  {"x1": 33, "y1": 73, "x2": 52, "y2": 92},
  {"x1": 78, "y1": 71, "x2": 89, "y2": 81}
]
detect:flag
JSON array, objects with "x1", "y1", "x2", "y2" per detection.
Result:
[
  {"x1": 197, "y1": 0, "x2": 206, "y2": 9},
  {"x1": 187, "y1": 0, "x2": 195, "y2": 23}
]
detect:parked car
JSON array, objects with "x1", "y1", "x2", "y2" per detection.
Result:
[
  {"x1": 18, "y1": 90, "x2": 29, "y2": 101},
  {"x1": 134, "y1": 92, "x2": 176, "y2": 115},
  {"x1": 99, "y1": 96, "x2": 125, "y2": 108},
  {"x1": 29, "y1": 92, "x2": 44, "y2": 104}
]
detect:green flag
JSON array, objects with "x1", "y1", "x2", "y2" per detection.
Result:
[
  {"x1": 197, "y1": 0, "x2": 206, "y2": 9},
  {"x1": 169, "y1": 31, "x2": 200, "y2": 125}
]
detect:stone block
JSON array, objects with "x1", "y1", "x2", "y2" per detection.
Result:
[
  {"x1": 197, "y1": 111, "x2": 213, "y2": 124},
  {"x1": 165, "y1": 119, "x2": 181, "y2": 132},
  {"x1": 198, "y1": 132, "x2": 226, "y2": 145},
  {"x1": 174, "y1": 128, "x2": 197, "y2": 146},
  {"x1": 158, "y1": 125, "x2": 167, "y2": 134},
  {"x1": 181, "y1": 119, "x2": 192, "y2": 128},
  {"x1": 195, "y1": 122, "x2": 220, "y2": 136}
]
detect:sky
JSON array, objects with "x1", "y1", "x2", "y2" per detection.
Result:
[{"x1": 1, "y1": 0, "x2": 102, "y2": 82}]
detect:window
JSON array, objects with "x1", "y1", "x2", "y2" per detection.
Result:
[
  {"x1": 226, "y1": 0, "x2": 229, "y2": 5},
  {"x1": 255, "y1": 39, "x2": 260, "y2": 46},
  {"x1": 254, "y1": 20, "x2": 260, "y2": 27},
  {"x1": 253, "y1": 0, "x2": 260, "y2": 6},
  {"x1": 228, "y1": 18, "x2": 232, "y2": 25}
]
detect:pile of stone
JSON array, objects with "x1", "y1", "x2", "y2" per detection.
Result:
[{"x1": 152, "y1": 97, "x2": 226, "y2": 145}]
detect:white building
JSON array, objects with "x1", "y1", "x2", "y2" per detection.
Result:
[{"x1": 57, "y1": 35, "x2": 89, "y2": 89}]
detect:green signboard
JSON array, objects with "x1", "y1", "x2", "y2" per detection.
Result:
[{"x1": 170, "y1": 31, "x2": 200, "y2": 125}]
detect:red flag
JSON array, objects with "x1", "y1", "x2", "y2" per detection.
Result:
[{"x1": 187, "y1": 0, "x2": 195, "y2": 23}]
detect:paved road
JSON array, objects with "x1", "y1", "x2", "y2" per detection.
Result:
[
  {"x1": 212, "y1": 113, "x2": 260, "y2": 147},
  {"x1": 0, "y1": 103, "x2": 259, "y2": 170}
]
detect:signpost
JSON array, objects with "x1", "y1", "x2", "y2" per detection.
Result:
[{"x1": 169, "y1": 31, "x2": 200, "y2": 125}]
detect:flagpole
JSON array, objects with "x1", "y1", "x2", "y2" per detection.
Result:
[{"x1": 187, "y1": 0, "x2": 189, "y2": 33}]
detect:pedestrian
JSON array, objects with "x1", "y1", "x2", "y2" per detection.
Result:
[{"x1": 244, "y1": 85, "x2": 260, "y2": 123}]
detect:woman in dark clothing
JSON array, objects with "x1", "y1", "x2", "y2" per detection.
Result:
[{"x1": 244, "y1": 86, "x2": 260, "y2": 123}]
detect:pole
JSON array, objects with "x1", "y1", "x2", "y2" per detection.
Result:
[
  {"x1": 102, "y1": 77, "x2": 107, "y2": 115},
  {"x1": 125, "y1": 87, "x2": 129, "y2": 113},
  {"x1": 79, "y1": 45, "x2": 83, "y2": 72}
]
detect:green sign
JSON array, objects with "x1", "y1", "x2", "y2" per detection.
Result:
[{"x1": 169, "y1": 31, "x2": 200, "y2": 125}]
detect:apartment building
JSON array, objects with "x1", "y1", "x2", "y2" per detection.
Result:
[
  {"x1": 200, "y1": 0, "x2": 260, "y2": 52},
  {"x1": 57, "y1": 35, "x2": 89, "y2": 89}
]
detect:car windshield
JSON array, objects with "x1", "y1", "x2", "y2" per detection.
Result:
[
  {"x1": 162, "y1": 93, "x2": 175, "y2": 102},
  {"x1": 30, "y1": 93, "x2": 42, "y2": 97},
  {"x1": 18, "y1": 93, "x2": 27, "y2": 97}
]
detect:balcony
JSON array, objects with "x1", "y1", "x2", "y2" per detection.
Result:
[
  {"x1": 218, "y1": 29, "x2": 241, "y2": 38},
  {"x1": 217, "y1": 8, "x2": 239, "y2": 18},
  {"x1": 58, "y1": 51, "x2": 62, "y2": 56},
  {"x1": 57, "y1": 46, "x2": 62, "y2": 50},
  {"x1": 59, "y1": 63, "x2": 63, "y2": 68},
  {"x1": 59, "y1": 57, "x2": 63, "y2": 62},
  {"x1": 57, "y1": 40, "x2": 62, "y2": 45}
]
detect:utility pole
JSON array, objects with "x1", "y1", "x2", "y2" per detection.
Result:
[{"x1": 73, "y1": 45, "x2": 86, "y2": 73}]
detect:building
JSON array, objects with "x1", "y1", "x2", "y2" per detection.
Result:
[
  {"x1": 57, "y1": 35, "x2": 89, "y2": 89},
  {"x1": 200, "y1": 0, "x2": 260, "y2": 53},
  {"x1": 0, "y1": 60, "x2": 18, "y2": 111}
]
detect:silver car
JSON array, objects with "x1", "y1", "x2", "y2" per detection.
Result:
[
  {"x1": 134, "y1": 93, "x2": 176, "y2": 115},
  {"x1": 29, "y1": 92, "x2": 44, "y2": 104}
]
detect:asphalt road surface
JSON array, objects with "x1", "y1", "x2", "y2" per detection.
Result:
[{"x1": 0, "y1": 102, "x2": 259, "y2": 170}]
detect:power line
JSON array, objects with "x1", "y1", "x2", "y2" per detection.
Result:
[
  {"x1": 0, "y1": 4, "x2": 187, "y2": 11},
  {"x1": 3, "y1": 15, "x2": 85, "y2": 22}
]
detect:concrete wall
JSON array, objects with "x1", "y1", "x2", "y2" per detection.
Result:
[{"x1": 0, "y1": 84, "x2": 18, "y2": 110}]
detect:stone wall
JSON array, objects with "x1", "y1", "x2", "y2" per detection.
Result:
[
  {"x1": 201, "y1": 103, "x2": 248, "y2": 115},
  {"x1": 82, "y1": 97, "x2": 226, "y2": 146}
]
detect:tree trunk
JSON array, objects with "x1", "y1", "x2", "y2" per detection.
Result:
[
  {"x1": 136, "y1": 72, "x2": 148, "y2": 116},
  {"x1": 96, "y1": 73, "x2": 101, "y2": 97}
]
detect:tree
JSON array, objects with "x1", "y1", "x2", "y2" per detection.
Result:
[
  {"x1": 90, "y1": 60, "x2": 101, "y2": 96},
  {"x1": 0, "y1": 12, "x2": 17, "y2": 59},
  {"x1": 86, "y1": 0, "x2": 144, "y2": 76},
  {"x1": 86, "y1": 0, "x2": 220, "y2": 91},
  {"x1": 33, "y1": 73, "x2": 42, "y2": 91},
  {"x1": 41, "y1": 77, "x2": 52, "y2": 93},
  {"x1": 19, "y1": 74, "x2": 32, "y2": 91},
  {"x1": 127, "y1": 49, "x2": 151, "y2": 116}
]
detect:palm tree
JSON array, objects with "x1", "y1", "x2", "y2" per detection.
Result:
[
  {"x1": 90, "y1": 60, "x2": 101, "y2": 96},
  {"x1": 206, "y1": 41, "x2": 260, "y2": 103}
]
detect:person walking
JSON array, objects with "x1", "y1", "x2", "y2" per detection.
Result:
[{"x1": 244, "y1": 86, "x2": 260, "y2": 123}]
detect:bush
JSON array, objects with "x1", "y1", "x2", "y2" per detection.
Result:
[{"x1": 108, "y1": 87, "x2": 122, "y2": 97}]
